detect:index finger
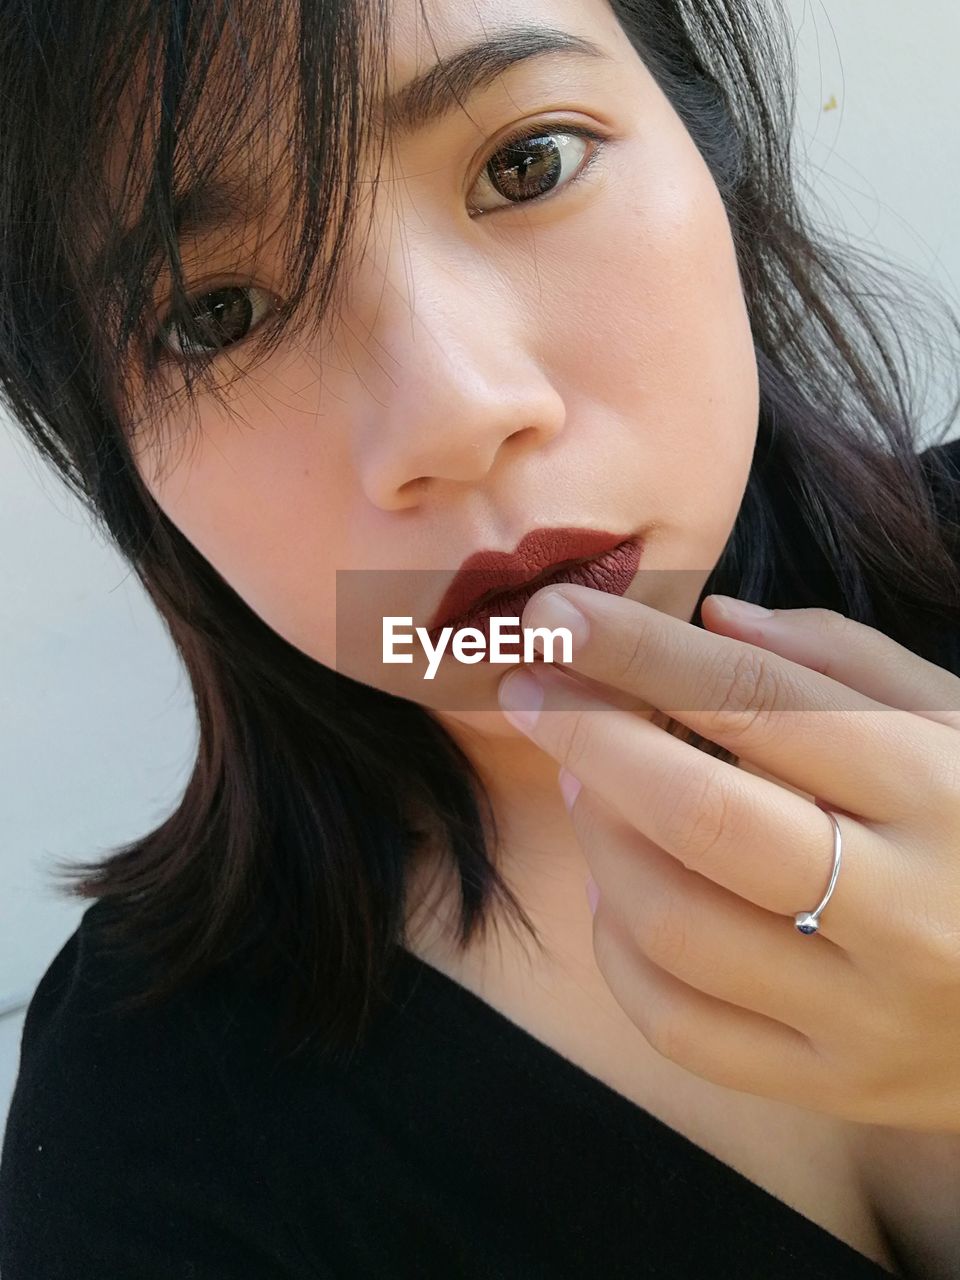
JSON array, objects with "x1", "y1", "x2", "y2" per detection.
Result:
[{"x1": 517, "y1": 583, "x2": 939, "y2": 823}]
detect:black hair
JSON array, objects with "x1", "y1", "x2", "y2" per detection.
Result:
[{"x1": 2, "y1": 0, "x2": 959, "y2": 1063}]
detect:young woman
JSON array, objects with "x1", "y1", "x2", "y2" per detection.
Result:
[{"x1": 1, "y1": 0, "x2": 959, "y2": 1275}]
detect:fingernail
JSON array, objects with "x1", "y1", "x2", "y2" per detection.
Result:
[
  {"x1": 585, "y1": 875, "x2": 600, "y2": 916},
  {"x1": 523, "y1": 589, "x2": 590, "y2": 650},
  {"x1": 710, "y1": 595, "x2": 774, "y2": 620},
  {"x1": 558, "y1": 767, "x2": 582, "y2": 810},
  {"x1": 498, "y1": 669, "x2": 544, "y2": 732}
]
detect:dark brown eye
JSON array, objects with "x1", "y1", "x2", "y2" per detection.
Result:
[
  {"x1": 159, "y1": 284, "x2": 277, "y2": 360},
  {"x1": 469, "y1": 124, "x2": 603, "y2": 215}
]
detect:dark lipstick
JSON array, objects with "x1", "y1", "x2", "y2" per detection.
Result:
[{"x1": 426, "y1": 527, "x2": 644, "y2": 653}]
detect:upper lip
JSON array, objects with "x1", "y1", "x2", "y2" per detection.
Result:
[{"x1": 428, "y1": 526, "x2": 636, "y2": 634}]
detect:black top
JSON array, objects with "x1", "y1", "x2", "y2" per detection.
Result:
[
  {"x1": 0, "y1": 911, "x2": 904, "y2": 1280},
  {"x1": 2, "y1": 439, "x2": 959, "y2": 1280}
]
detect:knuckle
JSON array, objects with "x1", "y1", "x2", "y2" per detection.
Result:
[
  {"x1": 644, "y1": 996, "x2": 694, "y2": 1064},
  {"x1": 815, "y1": 608, "x2": 850, "y2": 640},
  {"x1": 658, "y1": 761, "x2": 738, "y2": 870},
  {"x1": 707, "y1": 647, "x2": 781, "y2": 741},
  {"x1": 613, "y1": 631, "x2": 648, "y2": 686},
  {"x1": 639, "y1": 893, "x2": 693, "y2": 974},
  {"x1": 554, "y1": 709, "x2": 597, "y2": 778},
  {"x1": 555, "y1": 706, "x2": 624, "y2": 773},
  {"x1": 591, "y1": 911, "x2": 695, "y2": 1066}
]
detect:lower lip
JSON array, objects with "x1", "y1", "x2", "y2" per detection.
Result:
[{"x1": 429, "y1": 536, "x2": 644, "y2": 660}]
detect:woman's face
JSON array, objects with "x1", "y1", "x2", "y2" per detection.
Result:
[{"x1": 128, "y1": 0, "x2": 759, "y2": 734}]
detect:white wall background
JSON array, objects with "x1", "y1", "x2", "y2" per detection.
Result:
[{"x1": 3, "y1": 0, "x2": 960, "y2": 1141}]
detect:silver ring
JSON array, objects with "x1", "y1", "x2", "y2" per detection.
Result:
[{"x1": 794, "y1": 808, "x2": 842, "y2": 936}]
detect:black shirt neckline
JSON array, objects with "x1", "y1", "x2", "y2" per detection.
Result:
[{"x1": 388, "y1": 944, "x2": 897, "y2": 1276}]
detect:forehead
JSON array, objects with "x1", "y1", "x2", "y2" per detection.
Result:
[{"x1": 386, "y1": 0, "x2": 623, "y2": 62}]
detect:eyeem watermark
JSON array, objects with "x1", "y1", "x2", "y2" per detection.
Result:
[{"x1": 383, "y1": 616, "x2": 573, "y2": 680}]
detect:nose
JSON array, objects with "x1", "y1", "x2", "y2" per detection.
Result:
[{"x1": 342, "y1": 237, "x2": 567, "y2": 510}]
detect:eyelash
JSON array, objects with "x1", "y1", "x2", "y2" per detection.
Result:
[
  {"x1": 150, "y1": 120, "x2": 607, "y2": 368},
  {"x1": 467, "y1": 120, "x2": 606, "y2": 216}
]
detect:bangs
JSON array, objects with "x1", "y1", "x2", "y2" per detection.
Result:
[{"x1": 72, "y1": 0, "x2": 396, "y2": 443}]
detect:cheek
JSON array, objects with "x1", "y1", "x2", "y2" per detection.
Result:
[
  {"x1": 548, "y1": 148, "x2": 759, "y2": 564},
  {"x1": 136, "y1": 399, "x2": 350, "y2": 667}
]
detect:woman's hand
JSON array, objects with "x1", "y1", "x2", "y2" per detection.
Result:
[{"x1": 496, "y1": 586, "x2": 960, "y2": 1132}]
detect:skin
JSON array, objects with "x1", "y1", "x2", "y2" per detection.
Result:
[
  {"x1": 115, "y1": 2, "x2": 960, "y2": 1265},
  {"x1": 128, "y1": 0, "x2": 759, "y2": 965},
  {"x1": 490, "y1": 586, "x2": 960, "y2": 1270}
]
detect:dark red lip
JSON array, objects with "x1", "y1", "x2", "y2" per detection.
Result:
[{"x1": 427, "y1": 526, "x2": 642, "y2": 641}]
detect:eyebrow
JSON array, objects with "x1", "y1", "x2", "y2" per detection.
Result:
[
  {"x1": 375, "y1": 26, "x2": 608, "y2": 137},
  {"x1": 93, "y1": 26, "x2": 609, "y2": 284}
]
